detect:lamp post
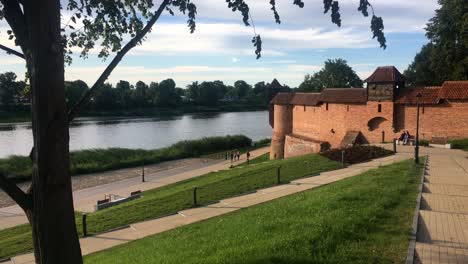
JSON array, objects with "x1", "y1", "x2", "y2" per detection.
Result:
[{"x1": 415, "y1": 93, "x2": 422, "y2": 164}]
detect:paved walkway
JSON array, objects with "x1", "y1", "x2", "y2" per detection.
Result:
[
  {"x1": 0, "y1": 147, "x2": 269, "y2": 230},
  {"x1": 410, "y1": 147, "x2": 468, "y2": 263},
  {"x1": 5, "y1": 152, "x2": 408, "y2": 264}
]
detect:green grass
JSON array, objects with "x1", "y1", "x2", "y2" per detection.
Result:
[
  {"x1": 0, "y1": 153, "x2": 340, "y2": 259},
  {"x1": 0, "y1": 135, "x2": 253, "y2": 183},
  {"x1": 449, "y1": 138, "x2": 468, "y2": 151},
  {"x1": 85, "y1": 158, "x2": 423, "y2": 264}
]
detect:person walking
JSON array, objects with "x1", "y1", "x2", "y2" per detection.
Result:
[
  {"x1": 246, "y1": 151, "x2": 251, "y2": 164},
  {"x1": 230, "y1": 152, "x2": 234, "y2": 163}
]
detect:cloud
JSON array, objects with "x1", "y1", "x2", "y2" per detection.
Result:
[{"x1": 231, "y1": 57, "x2": 240, "y2": 63}]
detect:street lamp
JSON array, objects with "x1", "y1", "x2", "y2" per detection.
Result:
[{"x1": 415, "y1": 92, "x2": 422, "y2": 164}]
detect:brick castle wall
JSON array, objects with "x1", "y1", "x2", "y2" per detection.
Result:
[{"x1": 270, "y1": 100, "x2": 468, "y2": 158}]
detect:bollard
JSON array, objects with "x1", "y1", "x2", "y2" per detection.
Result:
[
  {"x1": 276, "y1": 166, "x2": 281, "y2": 184},
  {"x1": 142, "y1": 161, "x2": 145, "y2": 182},
  {"x1": 393, "y1": 138, "x2": 397, "y2": 153},
  {"x1": 82, "y1": 214, "x2": 87, "y2": 237},
  {"x1": 341, "y1": 150, "x2": 345, "y2": 168},
  {"x1": 193, "y1": 187, "x2": 198, "y2": 207}
]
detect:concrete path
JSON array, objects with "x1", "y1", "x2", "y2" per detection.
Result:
[
  {"x1": 5, "y1": 152, "x2": 408, "y2": 264},
  {"x1": 0, "y1": 147, "x2": 269, "y2": 230},
  {"x1": 410, "y1": 147, "x2": 468, "y2": 263}
]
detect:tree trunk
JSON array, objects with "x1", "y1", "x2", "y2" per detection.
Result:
[{"x1": 24, "y1": 0, "x2": 83, "y2": 263}]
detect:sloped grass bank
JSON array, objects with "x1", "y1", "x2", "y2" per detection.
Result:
[
  {"x1": 86, "y1": 159, "x2": 423, "y2": 264},
  {"x1": 0, "y1": 135, "x2": 252, "y2": 182},
  {"x1": 0, "y1": 153, "x2": 339, "y2": 259}
]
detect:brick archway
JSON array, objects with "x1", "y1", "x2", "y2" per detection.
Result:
[{"x1": 367, "y1": 117, "x2": 388, "y2": 131}]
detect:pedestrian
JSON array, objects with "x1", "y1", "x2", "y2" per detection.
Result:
[
  {"x1": 236, "y1": 150, "x2": 240, "y2": 161},
  {"x1": 246, "y1": 151, "x2": 251, "y2": 164},
  {"x1": 230, "y1": 152, "x2": 234, "y2": 162}
]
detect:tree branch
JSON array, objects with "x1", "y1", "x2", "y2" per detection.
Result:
[
  {"x1": 67, "y1": 0, "x2": 170, "y2": 122},
  {"x1": 0, "y1": 173, "x2": 32, "y2": 211},
  {"x1": 0, "y1": 43, "x2": 25, "y2": 59},
  {"x1": 1, "y1": 0, "x2": 29, "y2": 51}
]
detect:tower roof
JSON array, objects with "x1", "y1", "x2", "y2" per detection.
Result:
[
  {"x1": 269, "y1": 79, "x2": 283, "y2": 90},
  {"x1": 364, "y1": 66, "x2": 405, "y2": 83}
]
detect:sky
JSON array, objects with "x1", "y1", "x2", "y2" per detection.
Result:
[{"x1": 0, "y1": 0, "x2": 439, "y2": 88}]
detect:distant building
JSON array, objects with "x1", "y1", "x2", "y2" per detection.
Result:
[{"x1": 269, "y1": 66, "x2": 468, "y2": 159}]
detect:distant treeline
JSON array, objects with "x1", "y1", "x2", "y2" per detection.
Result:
[{"x1": 0, "y1": 72, "x2": 285, "y2": 114}]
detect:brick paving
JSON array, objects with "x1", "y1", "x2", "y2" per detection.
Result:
[
  {"x1": 3, "y1": 152, "x2": 407, "y2": 264},
  {"x1": 412, "y1": 147, "x2": 468, "y2": 263}
]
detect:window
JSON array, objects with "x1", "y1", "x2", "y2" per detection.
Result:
[
  {"x1": 326, "y1": 103, "x2": 329, "y2": 111},
  {"x1": 347, "y1": 105, "x2": 350, "y2": 112},
  {"x1": 303, "y1": 105, "x2": 306, "y2": 112},
  {"x1": 378, "y1": 104, "x2": 382, "y2": 113},
  {"x1": 422, "y1": 106, "x2": 425, "y2": 114}
]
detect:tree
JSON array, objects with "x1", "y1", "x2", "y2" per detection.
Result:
[
  {"x1": 297, "y1": 74, "x2": 323, "y2": 92},
  {"x1": 64, "y1": 80, "x2": 89, "y2": 110},
  {"x1": 93, "y1": 83, "x2": 119, "y2": 110},
  {"x1": 154, "y1": 79, "x2": 180, "y2": 106},
  {"x1": 115, "y1": 80, "x2": 133, "y2": 108},
  {"x1": 133, "y1": 81, "x2": 150, "y2": 107},
  {"x1": 297, "y1": 59, "x2": 363, "y2": 92},
  {"x1": 234, "y1": 80, "x2": 252, "y2": 98},
  {"x1": 0, "y1": 1, "x2": 386, "y2": 263},
  {"x1": 316, "y1": 59, "x2": 363, "y2": 88},
  {"x1": 0, "y1": 72, "x2": 25, "y2": 107},
  {"x1": 404, "y1": 0, "x2": 467, "y2": 86}
]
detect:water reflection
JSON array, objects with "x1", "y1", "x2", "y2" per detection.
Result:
[{"x1": 0, "y1": 111, "x2": 271, "y2": 158}]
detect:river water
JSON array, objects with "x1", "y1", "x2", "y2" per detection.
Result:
[{"x1": 0, "y1": 111, "x2": 271, "y2": 158}]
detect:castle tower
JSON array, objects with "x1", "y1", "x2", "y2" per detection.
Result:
[
  {"x1": 364, "y1": 66, "x2": 406, "y2": 142},
  {"x1": 365, "y1": 66, "x2": 405, "y2": 101},
  {"x1": 269, "y1": 94, "x2": 292, "y2": 160}
]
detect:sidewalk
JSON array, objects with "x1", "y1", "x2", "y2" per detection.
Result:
[
  {"x1": 411, "y1": 147, "x2": 468, "y2": 263},
  {"x1": 6, "y1": 152, "x2": 408, "y2": 264},
  {"x1": 0, "y1": 147, "x2": 269, "y2": 229}
]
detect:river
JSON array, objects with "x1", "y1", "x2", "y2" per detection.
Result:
[{"x1": 0, "y1": 111, "x2": 271, "y2": 158}]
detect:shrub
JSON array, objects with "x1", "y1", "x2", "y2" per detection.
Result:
[
  {"x1": 419, "y1": 139, "x2": 430, "y2": 146},
  {"x1": 0, "y1": 135, "x2": 252, "y2": 182},
  {"x1": 320, "y1": 145, "x2": 393, "y2": 164},
  {"x1": 252, "y1": 138, "x2": 271, "y2": 148},
  {"x1": 449, "y1": 138, "x2": 468, "y2": 150}
]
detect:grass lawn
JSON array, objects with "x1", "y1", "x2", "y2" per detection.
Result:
[
  {"x1": 85, "y1": 158, "x2": 423, "y2": 264},
  {"x1": 0, "y1": 153, "x2": 340, "y2": 259}
]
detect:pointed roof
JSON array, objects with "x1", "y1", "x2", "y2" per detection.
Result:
[
  {"x1": 364, "y1": 66, "x2": 405, "y2": 83},
  {"x1": 269, "y1": 79, "x2": 283, "y2": 90}
]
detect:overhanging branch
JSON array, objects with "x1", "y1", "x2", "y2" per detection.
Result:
[
  {"x1": 0, "y1": 43, "x2": 25, "y2": 59},
  {"x1": 67, "y1": 0, "x2": 171, "y2": 122},
  {"x1": 0, "y1": 173, "x2": 32, "y2": 211}
]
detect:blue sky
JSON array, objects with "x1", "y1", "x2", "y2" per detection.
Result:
[{"x1": 0, "y1": 0, "x2": 439, "y2": 88}]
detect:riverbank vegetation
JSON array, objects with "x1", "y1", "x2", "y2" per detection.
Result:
[
  {"x1": 0, "y1": 135, "x2": 256, "y2": 183},
  {"x1": 84, "y1": 158, "x2": 423, "y2": 264},
  {"x1": 0, "y1": 153, "x2": 339, "y2": 259}
]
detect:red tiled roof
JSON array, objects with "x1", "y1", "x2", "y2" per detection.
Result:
[
  {"x1": 290, "y1": 93, "x2": 321, "y2": 106},
  {"x1": 396, "y1": 81, "x2": 468, "y2": 105},
  {"x1": 319, "y1": 88, "x2": 368, "y2": 104},
  {"x1": 364, "y1": 66, "x2": 405, "y2": 83},
  {"x1": 440, "y1": 81, "x2": 468, "y2": 100},
  {"x1": 396, "y1": 87, "x2": 442, "y2": 105}
]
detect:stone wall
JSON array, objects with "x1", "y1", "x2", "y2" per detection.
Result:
[{"x1": 284, "y1": 134, "x2": 329, "y2": 159}]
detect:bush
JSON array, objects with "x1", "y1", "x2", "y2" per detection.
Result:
[
  {"x1": 0, "y1": 135, "x2": 252, "y2": 182},
  {"x1": 419, "y1": 139, "x2": 430, "y2": 146},
  {"x1": 320, "y1": 145, "x2": 393, "y2": 164},
  {"x1": 252, "y1": 138, "x2": 271, "y2": 148},
  {"x1": 449, "y1": 138, "x2": 468, "y2": 150}
]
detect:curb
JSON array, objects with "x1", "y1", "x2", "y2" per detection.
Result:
[{"x1": 405, "y1": 155, "x2": 429, "y2": 264}]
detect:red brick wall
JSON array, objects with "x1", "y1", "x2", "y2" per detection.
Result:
[
  {"x1": 290, "y1": 101, "x2": 396, "y2": 148},
  {"x1": 395, "y1": 101, "x2": 468, "y2": 140},
  {"x1": 270, "y1": 104, "x2": 292, "y2": 159}
]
